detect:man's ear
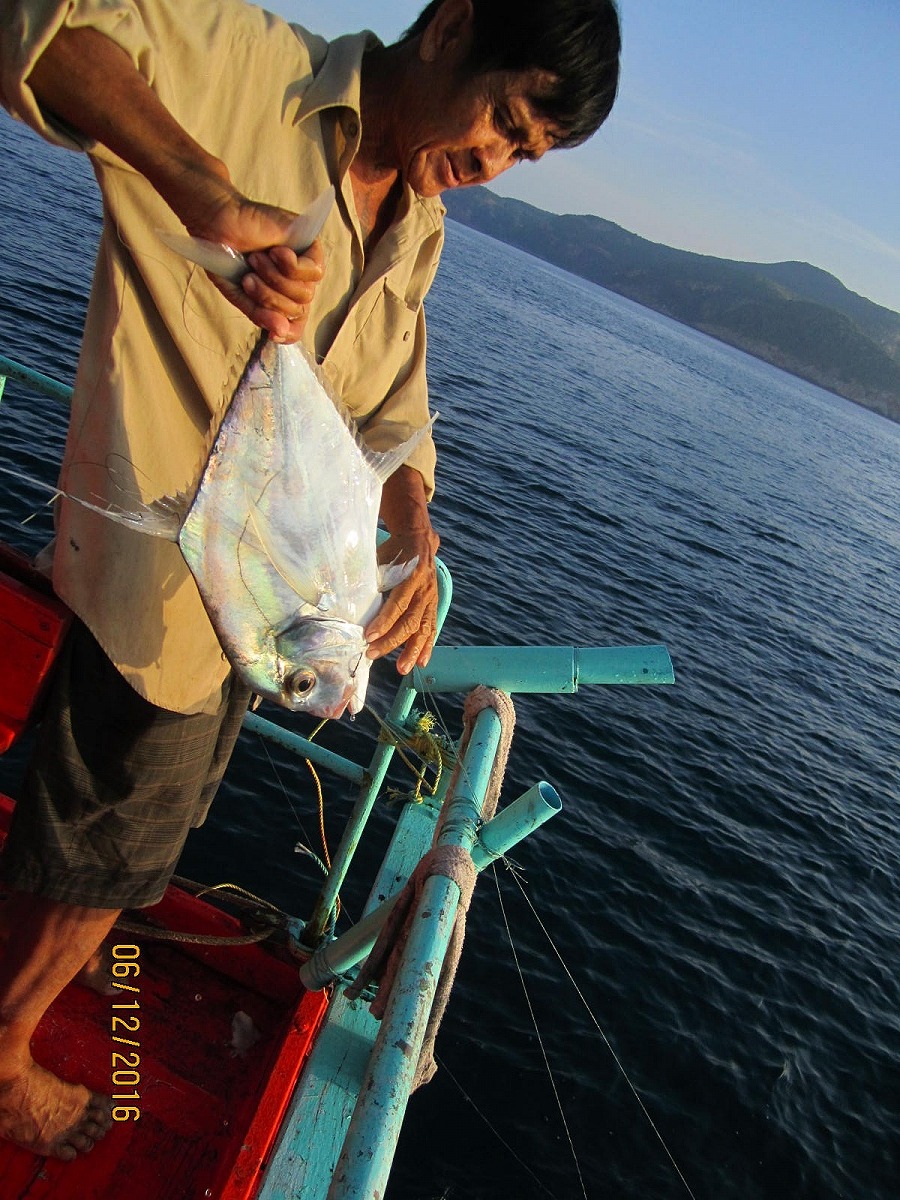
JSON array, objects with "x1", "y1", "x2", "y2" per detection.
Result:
[{"x1": 419, "y1": 0, "x2": 475, "y2": 64}]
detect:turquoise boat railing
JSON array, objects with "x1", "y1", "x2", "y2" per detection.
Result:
[
  {"x1": 0, "y1": 352, "x2": 75, "y2": 404},
  {"x1": 1, "y1": 352, "x2": 675, "y2": 1200}
]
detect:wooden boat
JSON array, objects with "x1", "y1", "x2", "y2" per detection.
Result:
[{"x1": 0, "y1": 352, "x2": 674, "y2": 1198}]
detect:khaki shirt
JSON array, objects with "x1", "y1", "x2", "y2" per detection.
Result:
[{"x1": 0, "y1": 0, "x2": 444, "y2": 712}]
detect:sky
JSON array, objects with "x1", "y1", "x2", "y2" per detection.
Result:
[{"x1": 277, "y1": 0, "x2": 900, "y2": 314}]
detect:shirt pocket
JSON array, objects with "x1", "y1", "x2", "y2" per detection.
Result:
[{"x1": 331, "y1": 279, "x2": 421, "y2": 420}]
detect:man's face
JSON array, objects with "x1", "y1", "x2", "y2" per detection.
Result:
[{"x1": 400, "y1": 67, "x2": 562, "y2": 198}]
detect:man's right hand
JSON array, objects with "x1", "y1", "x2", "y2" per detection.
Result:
[
  {"x1": 178, "y1": 181, "x2": 326, "y2": 342},
  {"x1": 29, "y1": 26, "x2": 324, "y2": 343}
]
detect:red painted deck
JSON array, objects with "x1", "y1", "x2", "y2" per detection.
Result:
[
  {"x1": 0, "y1": 794, "x2": 329, "y2": 1199},
  {"x1": 0, "y1": 544, "x2": 72, "y2": 753}
]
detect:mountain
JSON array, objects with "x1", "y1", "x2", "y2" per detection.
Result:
[{"x1": 442, "y1": 188, "x2": 900, "y2": 423}]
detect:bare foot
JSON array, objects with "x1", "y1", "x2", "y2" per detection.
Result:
[{"x1": 0, "y1": 1060, "x2": 112, "y2": 1160}]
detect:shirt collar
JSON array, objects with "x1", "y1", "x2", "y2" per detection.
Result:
[
  {"x1": 293, "y1": 31, "x2": 375, "y2": 126},
  {"x1": 290, "y1": 28, "x2": 445, "y2": 243}
]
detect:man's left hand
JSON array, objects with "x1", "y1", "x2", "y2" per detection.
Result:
[{"x1": 365, "y1": 467, "x2": 440, "y2": 674}]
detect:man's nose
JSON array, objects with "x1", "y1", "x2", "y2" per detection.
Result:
[{"x1": 475, "y1": 141, "x2": 515, "y2": 182}]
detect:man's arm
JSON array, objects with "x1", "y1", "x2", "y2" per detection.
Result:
[
  {"x1": 27, "y1": 25, "x2": 321, "y2": 341},
  {"x1": 366, "y1": 465, "x2": 441, "y2": 674}
]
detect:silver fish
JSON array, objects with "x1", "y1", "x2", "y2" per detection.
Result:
[
  {"x1": 178, "y1": 337, "x2": 432, "y2": 716},
  {"x1": 3, "y1": 192, "x2": 433, "y2": 718},
  {"x1": 58, "y1": 339, "x2": 433, "y2": 718}
]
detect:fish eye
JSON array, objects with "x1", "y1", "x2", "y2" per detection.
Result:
[{"x1": 285, "y1": 669, "x2": 317, "y2": 700}]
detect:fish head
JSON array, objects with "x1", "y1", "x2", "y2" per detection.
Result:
[{"x1": 274, "y1": 615, "x2": 371, "y2": 718}]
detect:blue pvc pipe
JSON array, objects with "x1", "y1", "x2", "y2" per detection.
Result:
[
  {"x1": 470, "y1": 780, "x2": 561, "y2": 870},
  {"x1": 326, "y1": 707, "x2": 501, "y2": 1200},
  {"x1": 299, "y1": 780, "x2": 561, "y2": 989},
  {"x1": 0, "y1": 354, "x2": 73, "y2": 404},
  {"x1": 241, "y1": 711, "x2": 367, "y2": 785},
  {"x1": 411, "y1": 643, "x2": 674, "y2": 694}
]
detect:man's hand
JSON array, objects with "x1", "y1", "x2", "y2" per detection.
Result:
[
  {"x1": 365, "y1": 466, "x2": 440, "y2": 674},
  {"x1": 177, "y1": 180, "x2": 326, "y2": 343},
  {"x1": 29, "y1": 26, "x2": 323, "y2": 343}
]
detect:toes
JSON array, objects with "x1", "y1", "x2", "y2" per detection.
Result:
[
  {"x1": 71, "y1": 1131, "x2": 95, "y2": 1153},
  {"x1": 88, "y1": 1093, "x2": 114, "y2": 1128}
]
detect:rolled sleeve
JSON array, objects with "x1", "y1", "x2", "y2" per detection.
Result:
[
  {"x1": 1, "y1": 0, "x2": 272, "y2": 154},
  {"x1": 1, "y1": 0, "x2": 84, "y2": 147},
  {"x1": 0, "y1": 0, "x2": 163, "y2": 148}
]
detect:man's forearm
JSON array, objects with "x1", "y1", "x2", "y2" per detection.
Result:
[
  {"x1": 25, "y1": 23, "x2": 322, "y2": 338},
  {"x1": 379, "y1": 465, "x2": 433, "y2": 537},
  {"x1": 28, "y1": 25, "x2": 232, "y2": 230}
]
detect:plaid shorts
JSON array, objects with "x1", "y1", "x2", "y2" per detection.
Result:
[{"x1": 0, "y1": 620, "x2": 250, "y2": 909}]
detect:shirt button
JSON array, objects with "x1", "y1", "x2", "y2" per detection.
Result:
[{"x1": 403, "y1": 330, "x2": 411, "y2": 341}]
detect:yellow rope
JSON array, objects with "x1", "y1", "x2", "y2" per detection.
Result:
[
  {"x1": 368, "y1": 707, "x2": 449, "y2": 802},
  {"x1": 303, "y1": 719, "x2": 340, "y2": 918}
]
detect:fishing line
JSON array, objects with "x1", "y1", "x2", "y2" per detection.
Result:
[
  {"x1": 17, "y1": 497, "x2": 55, "y2": 526},
  {"x1": 255, "y1": 729, "x2": 353, "y2": 926},
  {"x1": 255, "y1": 732, "x2": 314, "y2": 848},
  {"x1": 492, "y1": 865, "x2": 589, "y2": 1200},
  {"x1": 363, "y1": 701, "x2": 448, "y2": 801},
  {"x1": 433, "y1": 1053, "x2": 560, "y2": 1200},
  {"x1": 503, "y1": 860, "x2": 700, "y2": 1200}
]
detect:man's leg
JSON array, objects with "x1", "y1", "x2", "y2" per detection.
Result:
[
  {"x1": 0, "y1": 620, "x2": 251, "y2": 1161},
  {"x1": 0, "y1": 896, "x2": 115, "y2": 994},
  {"x1": 0, "y1": 893, "x2": 116, "y2": 1159}
]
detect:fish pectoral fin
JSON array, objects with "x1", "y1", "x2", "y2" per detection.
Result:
[
  {"x1": 377, "y1": 555, "x2": 419, "y2": 593},
  {"x1": 244, "y1": 496, "x2": 323, "y2": 608}
]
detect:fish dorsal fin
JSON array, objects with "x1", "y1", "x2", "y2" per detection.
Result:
[
  {"x1": 0, "y1": 463, "x2": 186, "y2": 540},
  {"x1": 285, "y1": 341, "x2": 438, "y2": 485}
]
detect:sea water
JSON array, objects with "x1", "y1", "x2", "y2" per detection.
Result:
[{"x1": 1, "y1": 116, "x2": 898, "y2": 1200}]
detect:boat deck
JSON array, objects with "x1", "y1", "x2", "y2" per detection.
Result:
[{"x1": 0, "y1": 795, "x2": 329, "y2": 1200}]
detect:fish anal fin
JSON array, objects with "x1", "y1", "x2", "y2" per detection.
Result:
[
  {"x1": 0, "y1": 463, "x2": 184, "y2": 540},
  {"x1": 377, "y1": 555, "x2": 419, "y2": 593},
  {"x1": 362, "y1": 415, "x2": 439, "y2": 486}
]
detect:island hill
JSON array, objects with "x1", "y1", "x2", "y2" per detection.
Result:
[{"x1": 443, "y1": 187, "x2": 900, "y2": 424}]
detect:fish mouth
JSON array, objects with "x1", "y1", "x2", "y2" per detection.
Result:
[{"x1": 319, "y1": 683, "x2": 357, "y2": 720}]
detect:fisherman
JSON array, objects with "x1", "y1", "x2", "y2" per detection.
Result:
[{"x1": 0, "y1": 0, "x2": 620, "y2": 1160}]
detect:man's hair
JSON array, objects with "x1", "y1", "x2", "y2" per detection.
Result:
[{"x1": 402, "y1": 0, "x2": 621, "y2": 147}]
